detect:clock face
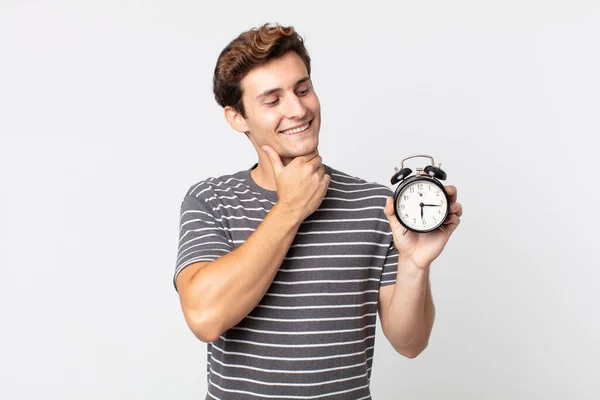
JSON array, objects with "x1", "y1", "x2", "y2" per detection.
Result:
[{"x1": 394, "y1": 179, "x2": 449, "y2": 232}]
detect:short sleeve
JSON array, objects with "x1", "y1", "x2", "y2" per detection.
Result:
[
  {"x1": 173, "y1": 193, "x2": 233, "y2": 292},
  {"x1": 380, "y1": 241, "x2": 398, "y2": 286},
  {"x1": 379, "y1": 186, "x2": 398, "y2": 287}
]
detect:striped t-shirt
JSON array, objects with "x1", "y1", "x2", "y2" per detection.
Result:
[{"x1": 174, "y1": 164, "x2": 399, "y2": 400}]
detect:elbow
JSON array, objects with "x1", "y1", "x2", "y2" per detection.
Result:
[
  {"x1": 187, "y1": 312, "x2": 224, "y2": 343},
  {"x1": 393, "y1": 340, "x2": 429, "y2": 359},
  {"x1": 384, "y1": 326, "x2": 430, "y2": 359},
  {"x1": 401, "y1": 346, "x2": 426, "y2": 359}
]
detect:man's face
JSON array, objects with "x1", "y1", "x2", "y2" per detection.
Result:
[{"x1": 239, "y1": 51, "x2": 321, "y2": 162}]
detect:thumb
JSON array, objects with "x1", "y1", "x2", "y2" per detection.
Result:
[
  {"x1": 383, "y1": 196, "x2": 403, "y2": 231},
  {"x1": 262, "y1": 145, "x2": 284, "y2": 176}
]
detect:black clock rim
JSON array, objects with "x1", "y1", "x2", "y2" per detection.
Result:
[{"x1": 392, "y1": 176, "x2": 450, "y2": 233}]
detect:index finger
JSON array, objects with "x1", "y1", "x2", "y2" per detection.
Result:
[{"x1": 445, "y1": 185, "x2": 457, "y2": 204}]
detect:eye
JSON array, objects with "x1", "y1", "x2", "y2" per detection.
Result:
[
  {"x1": 297, "y1": 88, "x2": 310, "y2": 96},
  {"x1": 265, "y1": 99, "x2": 279, "y2": 107}
]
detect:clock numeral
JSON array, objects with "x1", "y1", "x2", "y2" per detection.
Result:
[
  {"x1": 428, "y1": 185, "x2": 431, "y2": 191},
  {"x1": 401, "y1": 204, "x2": 405, "y2": 210},
  {"x1": 403, "y1": 195, "x2": 408, "y2": 200},
  {"x1": 435, "y1": 191, "x2": 440, "y2": 196},
  {"x1": 422, "y1": 219, "x2": 426, "y2": 225},
  {"x1": 409, "y1": 187, "x2": 415, "y2": 193},
  {"x1": 417, "y1": 184, "x2": 423, "y2": 190},
  {"x1": 433, "y1": 217, "x2": 437, "y2": 222},
  {"x1": 404, "y1": 213, "x2": 409, "y2": 218},
  {"x1": 438, "y1": 209, "x2": 442, "y2": 214}
]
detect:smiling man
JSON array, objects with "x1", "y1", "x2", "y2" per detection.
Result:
[{"x1": 173, "y1": 23, "x2": 462, "y2": 400}]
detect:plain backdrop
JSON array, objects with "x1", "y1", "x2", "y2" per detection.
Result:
[{"x1": 1, "y1": 1, "x2": 598, "y2": 399}]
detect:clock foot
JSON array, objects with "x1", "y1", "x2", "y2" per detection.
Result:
[{"x1": 402, "y1": 228, "x2": 408, "y2": 236}]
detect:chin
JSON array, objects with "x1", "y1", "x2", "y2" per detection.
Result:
[{"x1": 282, "y1": 143, "x2": 319, "y2": 158}]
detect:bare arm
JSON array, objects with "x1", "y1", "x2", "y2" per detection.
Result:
[
  {"x1": 177, "y1": 203, "x2": 301, "y2": 342},
  {"x1": 378, "y1": 259, "x2": 435, "y2": 358},
  {"x1": 378, "y1": 184, "x2": 462, "y2": 358},
  {"x1": 176, "y1": 148, "x2": 330, "y2": 342}
]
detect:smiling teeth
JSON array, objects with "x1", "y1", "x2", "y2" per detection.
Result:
[{"x1": 281, "y1": 122, "x2": 310, "y2": 135}]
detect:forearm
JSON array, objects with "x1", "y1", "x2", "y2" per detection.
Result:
[
  {"x1": 385, "y1": 258, "x2": 435, "y2": 350},
  {"x1": 185, "y1": 203, "x2": 302, "y2": 340}
]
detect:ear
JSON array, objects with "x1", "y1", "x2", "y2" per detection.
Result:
[{"x1": 224, "y1": 106, "x2": 250, "y2": 134}]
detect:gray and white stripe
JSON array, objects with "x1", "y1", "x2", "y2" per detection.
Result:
[{"x1": 174, "y1": 164, "x2": 398, "y2": 400}]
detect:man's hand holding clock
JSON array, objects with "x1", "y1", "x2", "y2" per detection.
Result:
[{"x1": 383, "y1": 182, "x2": 463, "y2": 270}]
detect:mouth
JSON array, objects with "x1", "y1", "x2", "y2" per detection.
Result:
[{"x1": 279, "y1": 119, "x2": 313, "y2": 136}]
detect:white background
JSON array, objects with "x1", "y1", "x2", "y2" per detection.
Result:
[{"x1": 1, "y1": 1, "x2": 598, "y2": 399}]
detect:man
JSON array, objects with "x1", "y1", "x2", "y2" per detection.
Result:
[{"x1": 174, "y1": 23, "x2": 462, "y2": 399}]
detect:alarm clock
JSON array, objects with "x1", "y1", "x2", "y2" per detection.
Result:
[{"x1": 390, "y1": 154, "x2": 450, "y2": 234}]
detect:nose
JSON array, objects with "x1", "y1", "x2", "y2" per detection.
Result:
[{"x1": 283, "y1": 92, "x2": 307, "y2": 120}]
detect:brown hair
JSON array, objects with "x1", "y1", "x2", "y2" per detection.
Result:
[{"x1": 213, "y1": 23, "x2": 312, "y2": 118}]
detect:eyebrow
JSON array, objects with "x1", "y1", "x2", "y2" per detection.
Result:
[{"x1": 255, "y1": 77, "x2": 311, "y2": 100}]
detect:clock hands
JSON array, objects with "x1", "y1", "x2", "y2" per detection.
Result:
[{"x1": 419, "y1": 202, "x2": 441, "y2": 220}]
